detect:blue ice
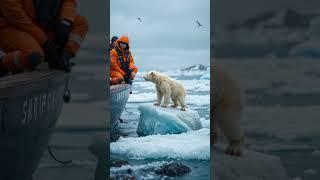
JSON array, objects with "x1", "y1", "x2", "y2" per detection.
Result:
[{"x1": 136, "y1": 105, "x2": 202, "y2": 136}]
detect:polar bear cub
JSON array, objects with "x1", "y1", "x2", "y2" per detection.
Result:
[
  {"x1": 212, "y1": 64, "x2": 245, "y2": 156},
  {"x1": 144, "y1": 71, "x2": 187, "y2": 111}
]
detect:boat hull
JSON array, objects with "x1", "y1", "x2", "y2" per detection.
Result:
[
  {"x1": 110, "y1": 84, "x2": 131, "y2": 141},
  {"x1": 0, "y1": 70, "x2": 67, "y2": 180}
]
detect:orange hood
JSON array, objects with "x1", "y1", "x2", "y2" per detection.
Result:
[{"x1": 116, "y1": 36, "x2": 130, "y2": 51}]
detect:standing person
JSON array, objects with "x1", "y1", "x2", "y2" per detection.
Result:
[
  {"x1": 0, "y1": 0, "x2": 89, "y2": 76},
  {"x1": 110, "y1": 35, "x2": 138, "y2": 85}
]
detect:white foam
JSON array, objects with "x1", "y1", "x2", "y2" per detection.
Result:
[{"x1": 110, "y1": 128, "x2": 210, "y2": 160}]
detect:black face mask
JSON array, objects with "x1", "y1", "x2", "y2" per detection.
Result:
[{"x1": 33, "y1": 0, "x2": 63, "y2": 24}]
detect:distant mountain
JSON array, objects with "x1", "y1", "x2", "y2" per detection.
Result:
[
  {"x1": 227, "y1": 8, "x2": 320, "y2": 30},
  {"x1": 182, "y1": 64, "x2": 209, "y2": 71}
]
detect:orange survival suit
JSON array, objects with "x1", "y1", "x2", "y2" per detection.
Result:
[
  {"x1": 110, "y1": 36, "x2": 138, "y2": 84},
  {"x1": 0, "y1": 0, "x2": 88, "y2": 74}
]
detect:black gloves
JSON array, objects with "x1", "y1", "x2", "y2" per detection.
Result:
[
  {"x1": 43, "y1": 41, "x2": 74, "y2": 72},
  {"x1": 43, "y1": 40, "x2": 61, "y2": 69},
  {"x1": 54, "y1": 19, "x2": 72, "y2": 46}
]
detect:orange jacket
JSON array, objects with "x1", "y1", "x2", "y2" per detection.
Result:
[
  {"x1": 110, "y1": 36, "x2": 138, "y2": 76},
  {"x1": 0, "y1": 0, "x2": 77, "y2": 45}
]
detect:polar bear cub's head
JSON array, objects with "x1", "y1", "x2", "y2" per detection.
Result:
[
  {"x1": 144, "y1": 71, "x2": 166, "y2": 83},
  {"x1": 144, "y1": 71, "x2": 158, "y2": 83}
]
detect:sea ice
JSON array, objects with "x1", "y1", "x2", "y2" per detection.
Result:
[
  {"x1": 200, "y1": 73, "x2": 210, "y2": 80},
  {"x1": 136, "y1": 105, "x2": 202, "y2": 135},
  {"x1": 289, "y1": 40, "x2": 320, "y2": 58},
  {"x1": 214, "y1": 143, "x2": 289, "y2": 180},
  {"x1": 110, "y1": 128, "x2": 209, "y2": 160},
  {"x1": 304, "y1": 169, "x2": 317, "y2": 175},
  {"x1": 128, "y1": 92, "x2": 209, "y2": 106}
]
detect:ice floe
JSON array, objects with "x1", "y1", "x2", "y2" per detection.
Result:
[
  {"x1": 110, "y1": 128, "x2": 210, "y2": 160},
  {"x1": 214, "y1": 143, "x2": 289, "y2": 180},
  {"x1": 136, "y1": 105, "x2": 202, "y2": 135}
]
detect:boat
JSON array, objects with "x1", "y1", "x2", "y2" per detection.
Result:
[
  {"x1": 110, "y1": 84, "x2": 131, "y2": 141},
  {"x1": 0, "y1": 68, "x2": 68, "y2": 180}
]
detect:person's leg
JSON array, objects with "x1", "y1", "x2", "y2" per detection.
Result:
[
  {"x1": 0, "y1": 26, "x2": 44, "y2": 73},
  {"x1": 110, "y1": 71, "x2": 124, "y2": 84}
]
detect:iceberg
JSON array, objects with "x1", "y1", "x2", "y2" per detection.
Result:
[
  {"x1": 136, "y1": 104, "x2": 202, "y2": 135},
  {"x1": 214, "y1": 144, "x2": 289, "y2": 180}
]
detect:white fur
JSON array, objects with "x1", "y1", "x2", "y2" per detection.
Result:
[
  {"x1": 212, "y1": 64, "x2": 245, "y2": 156},
  {"x1": 144, "y1": 71, "x2": 187, "y2": 111}
]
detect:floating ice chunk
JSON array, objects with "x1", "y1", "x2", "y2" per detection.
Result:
[
  {"x1": 200, "y1": 118, "x2": 210, "y2": 129},
  {"x1": 289, "y1": 40, "x2": 320, "y2": 58},
  {"x1": 136, "y1": 105, "x2": 202, "y2": 135},
  {"x1": 200, "y1": 73, "x2": 210, "y2": 80},
  {"x1": 128, "y1": 93, "x2": 156, "y2": 103},
  {"x1": 304, "y1": 169, "x2": 317, "y2": 175},
  {"x1": 214, "y1": 143, "x2": 289, "y2": 180},
  {"x1": 308, "y1": 17, "x2": 320, "y2": 40},
  {"x1": 311, "y1": 150, "x2": 320, "y2": 156},
  {"x1": 128, "y1": 93, "x2": 209, "y2": 106},
  {"x1": 187, "y1": 95, "x2": 210, "y2": 106},
  {"x1": 110, "y1": 128, "x2": 210, "y2": 160}
]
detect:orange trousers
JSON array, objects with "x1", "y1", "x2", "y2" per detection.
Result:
[{"x1": 0, "y1": 15, "x2": 88, "y2": 72}]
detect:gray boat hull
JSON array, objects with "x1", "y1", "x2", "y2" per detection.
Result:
[
  {"x1": 110, "y1": 84, "x2": 131, "y2": 141},
  {"x1": 0, "y1": 70, "x2": 67, "y2": 180}
]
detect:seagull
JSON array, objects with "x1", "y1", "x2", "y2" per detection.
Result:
[
  {"x1": 196, "y1": 20, "x2": 203, "y2": 28},
  {"x1": 137, "y1": 17, "x2": 142, "y2": 22}
]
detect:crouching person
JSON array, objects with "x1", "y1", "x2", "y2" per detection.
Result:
[
  {"x1": 0, "y1": 0, "x2": 88, "y2": 76},
  {"x1": 110, "y1": 36, "x2": 138, "y2": 85}
]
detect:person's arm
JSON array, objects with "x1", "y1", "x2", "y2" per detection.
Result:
[
  {"x1": 54, "y1": 0, "x2": 77, "y2": 46},
  {"x1": 110, "y1": 50, "x2": 125, "y2": 75},
  {"x1": 0, "y1": 0, "x2": 47, "y2": 45},
  {"x1": 59, "y1": 0, "x2": 77, "y2": 23},
  {"x1": 129, "y1": 54, "x2": 138, "y2": 77}
]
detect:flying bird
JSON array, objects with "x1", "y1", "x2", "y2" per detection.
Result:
[
  {"x1": 196, "y1": 20, "x2": 203, "y2": 28},
  {"x1": 137, "y1": 17, "x2": 142, "y2": 22}
]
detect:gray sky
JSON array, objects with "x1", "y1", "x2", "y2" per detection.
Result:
[
  {"x1": 214, "y1": 0, "x2": 320, "y2": 26},
  {"x1": 111, "y1": 0, "x2": 210, "y2": 71}
]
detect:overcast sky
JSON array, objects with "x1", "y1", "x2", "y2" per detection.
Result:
[
  {"x1": 111, "y1": 0, "x2": 210, "y2": 71},
  {"x1": 214, "y1": 0, "x2": 320, "y2": 26}
]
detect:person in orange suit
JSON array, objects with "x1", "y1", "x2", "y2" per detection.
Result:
[
  {"x1": 0, "y1": 0, "x2": 89, "y2": 76},
  {"x1": 110, "y1": 36, "x2": 138, "y2": 85}
]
